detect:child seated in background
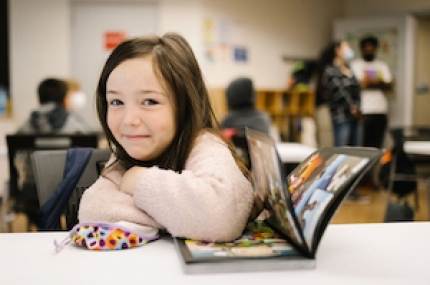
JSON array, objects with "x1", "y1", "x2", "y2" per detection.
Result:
[
  {"x1": 78, "y1": 32, "x2": 258, "y2": 242},
  {"x1": 18, "y1": 78, "x2": 91, "y2": 134},
  {"x1": 220, "y1": 77, "x2": 278, "y2": 140},
  {"x1": 220, "y1": 77, "x2": 280, "y2": 169},
  {"x1": 13, "y1": 78, "x2": 92, "y2": 226}
]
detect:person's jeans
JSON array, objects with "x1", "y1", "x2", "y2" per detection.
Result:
[{"x1": 332, "y1": 119, "x2": 362, "y2": 147}]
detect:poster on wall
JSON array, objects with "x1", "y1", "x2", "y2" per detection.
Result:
[
  {"x1": 346, "y1": 28, "x2": 398, "y2": 97},
  {"x1": 104, "y1": 31, "x2": 126, "y2": 51},
  {"x1": 234, "y1": 46, "x2": 248, "y2": 63},
  {"x1": 203, "y1": 18, "x2": 248, "y2": 64}
]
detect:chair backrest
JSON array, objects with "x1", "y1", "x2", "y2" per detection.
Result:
[
  {"x1": 6, "y1": 133, "x2": 101, "y2": 199},
  {"x1": 231, "y1": 132, "x2": 251, "y2": 170},
  {"x1": 31, "y1": 148, "x2": 111, "y2": 230}
]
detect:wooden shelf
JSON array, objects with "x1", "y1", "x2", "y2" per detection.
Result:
[{"x1": 256, "y1": 89, "x2": 315, "y2": 140}]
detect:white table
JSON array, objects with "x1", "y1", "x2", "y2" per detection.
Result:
[
  {"x1": 276, "y1": 142, "x2": 316, "y2": 164},
  {"x1": 404, "y1": 141, "x2": 430, "y2": 155},
  {"x1": 0, "y1": 222, "x2": 428, "y2": 284}
]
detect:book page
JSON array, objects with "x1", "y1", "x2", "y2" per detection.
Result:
[
  {"x1": 288, "y1": 152, "x2": 370, "y2": 249},
  {"x1": 246, "y1": 130, "x2": 304, "y2": 250},
  {"x1": 179, "y1": 221, "x2": 300, "y2": 262}
]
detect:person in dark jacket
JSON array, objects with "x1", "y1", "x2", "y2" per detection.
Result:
[
  {"x1": 220, "y1": 77, "x2": 272, "y2": 136},
  {"x1": 18, "y1": 78, "x2": 91, "y2": 134}
]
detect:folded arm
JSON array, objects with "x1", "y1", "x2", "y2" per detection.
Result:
[
  {"x1": 78, "y1": 156, "x2": 163, "y2": 229},
  {"x1": 132, "y1": 133, "x2": 254, "y2": 242}
]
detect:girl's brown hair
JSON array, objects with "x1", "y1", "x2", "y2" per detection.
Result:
[{"x1": 96, "y1": 32, "x2": 249, "y2": 177}]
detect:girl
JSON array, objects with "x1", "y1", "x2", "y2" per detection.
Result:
[
  {"x1": 316, "y1": 41, "x2": 362, "y2": 147},
  {"x1": 78, "y1": 32, "x2": 255, "y2": 242}
]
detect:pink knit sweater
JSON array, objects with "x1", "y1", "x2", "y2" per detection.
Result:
[{"x1": 78, "y1": 132, "x2": 254, "y2": 242}]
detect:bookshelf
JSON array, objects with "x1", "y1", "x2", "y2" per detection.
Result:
[{"x1": 255, "y1": 89, "x2": 315, "y2": 141}]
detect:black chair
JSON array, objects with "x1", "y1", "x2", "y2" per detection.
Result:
[
  {"x1": 31, "y1": 148, "x2": 111, "y2": 230},
  {"x1": 385, "y1": 126, "x2": 430, "y2": 216},
  {"x1": 4, "y1": 133, "x2": 101, "y2": 231}
]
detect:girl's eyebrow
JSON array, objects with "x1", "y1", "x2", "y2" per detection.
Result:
[
  {"x1": 140, "y1": 89, "x2": 166, "y2": 96},
  {"x1": 106, "y1": 90, "x2": 119, "y2": 95},
  {"x1": 106, "y1": 89, "x2": 166, "y2": 96}
]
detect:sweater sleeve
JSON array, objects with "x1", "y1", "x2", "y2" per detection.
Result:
[
  {"x1": 133, "y1": 133, "x2": 254, "y2": 242},
  {"x1": 322, "y1": 66, "x2": 355, "y2": 107},
  {"x1": 78, "y1": 155, "x2": 163, "y2": 228}
]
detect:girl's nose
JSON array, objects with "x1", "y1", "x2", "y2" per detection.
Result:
[{"x1": 122, "y1": 106, "x2": 142, "y2": 126}]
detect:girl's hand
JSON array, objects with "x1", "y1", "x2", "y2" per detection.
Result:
[{"x1": 120, "y1": 166, "x2": 147, "y2": 196}]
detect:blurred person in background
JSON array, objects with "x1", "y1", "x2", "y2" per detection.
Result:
[
  {"x1": 351, "y1": 35, "x2": 392, "y2": 149},
  {"x1": 18, "y1": 78, "x2": 91, "y2": 134},
  {"x1": 220, "y1": 77, "x2": 279, "y2": 140},
  {"x1": 316, "y1": 41, "x2": 362, "y2": 148}
]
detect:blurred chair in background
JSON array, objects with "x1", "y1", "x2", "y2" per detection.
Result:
[
  {"x1": 32, "y1": 148, "x2": 111, "y2": 230},
  {"x1": 3, "y1": 133, "x2": 100, "y2": 232}
]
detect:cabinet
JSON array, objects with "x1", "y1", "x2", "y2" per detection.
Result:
[{"x1": 255, "y1": 89, "x2": 315, "y2": 141}]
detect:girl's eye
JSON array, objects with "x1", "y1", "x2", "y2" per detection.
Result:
[
  {"x1": 143, "y1": 99, "x2": 158, "y2": 105},
  {"x1": 109, "y1": 99, "x2": 123, "y2": 106}
]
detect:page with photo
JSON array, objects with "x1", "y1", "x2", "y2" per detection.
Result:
[
  {"x1": 246, "y1": 129, "x2": 305, "y2": 251},
  {"x1": 289, "y1": 153, "x2": 370, "y2": 249}
]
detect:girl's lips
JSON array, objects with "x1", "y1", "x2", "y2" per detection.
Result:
[{"x1": 123, "y1": 134, "x2": 149, "y2": 140}]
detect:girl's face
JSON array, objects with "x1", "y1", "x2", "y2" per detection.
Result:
[{"x1": 106, "y1": 57, "x2": 176, "y2": 161}]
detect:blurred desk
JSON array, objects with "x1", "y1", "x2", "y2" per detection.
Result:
[
  {"x1": 1, "y1": 223, "x2": 428, "y2": 284},
  {"x1": 276, "y1": 142, "x2": 316, "y2": 164},
  {"x1": 404, "y1": 141, "x2": 430, "y2": 155}
]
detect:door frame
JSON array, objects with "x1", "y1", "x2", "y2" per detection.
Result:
[{"x1": 334, "y1": 15, "x2": 417, "y2": 128}]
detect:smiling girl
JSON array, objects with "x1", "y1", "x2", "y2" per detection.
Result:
[{"x1": 78, "y1": 33, "x2": 255, "y2": 242}]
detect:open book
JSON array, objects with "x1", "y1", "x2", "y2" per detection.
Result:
[{"x1": 174, "y1": 129, "x2": 382, "y2": 274}]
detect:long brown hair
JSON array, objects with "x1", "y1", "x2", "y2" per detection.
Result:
[{"x1": 96, "y1": 32, "x2": 249, "y2": 177}]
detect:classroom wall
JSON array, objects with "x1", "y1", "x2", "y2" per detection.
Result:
[
  {"x1": 199, "y1": 0, "x2": 345, "y2": 89},
  {"x1": 8, "y1": 0, "x2": 71, "y2": 133},
  {"x1": 7, "y1": 0, "x2": 430, "y2": 135},
  {"x1": 7, "y1": 0, "x2": 345, "y2": 131},
  {"x1": 413, "y1": 18, "x2": 430, "y2": 125},
  {"x1": 344, "y1": 0, "x2": 430, "y2": 17}
]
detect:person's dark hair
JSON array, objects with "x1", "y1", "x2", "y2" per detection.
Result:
[
  {"x1": 226, "y1": 77, "x2": 255, "y2": 110},
  {"x1": 37, "y1": 78, "x2": 67, "y2": 105},
  {"x1": 314, "y1": 41, "x2": 342, "y2": 106},
  {"x1": 360, "y1": 36, "x2": 379, "y2": 50},
  {"x1": 97, "y1": 32, "x2": 248, "y2": 176}
]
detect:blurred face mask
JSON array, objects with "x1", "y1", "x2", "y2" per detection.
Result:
[
  {"x1": 68, "y1": 91, "x2": 87, "y2": 111},
  {"x1": 343, "y1": 47, "x2": 355, "y2": 61},
  {"x1": 363, "y1": 54, "x2": 375, "y2": 62}
]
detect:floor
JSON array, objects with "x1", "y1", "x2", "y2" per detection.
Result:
[
  {"x1": 1, "y1": 184, "x2": 428, "y2": 233},
  {"x1": 331, "y1": 185, "x2": 428, "y2": 224}
]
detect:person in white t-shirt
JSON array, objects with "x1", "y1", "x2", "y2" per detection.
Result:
[{"x1": 351, "y1": 36, "x2": 392, "y2": 149}]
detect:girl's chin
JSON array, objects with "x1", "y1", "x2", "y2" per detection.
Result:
[{"x1": 125, "y1": 149, "x2": 152, "y2": 161}]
